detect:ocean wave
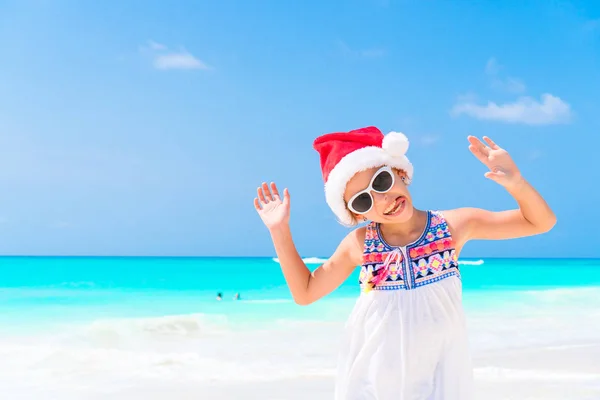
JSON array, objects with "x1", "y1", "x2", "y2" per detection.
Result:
[
  {"x1": 242, "y1": 299, "x2": 293, "y2": 304},
  {"x1": 474, "y1": 366, "x2": 600, "y2": 382},
  {"x1": 522, "y1": 286, "x2": 600, "y2": 297},
  {"x1": 458, "y1": 259, "x2": 484, "y2": 265},
  {"x1": 57, "y1": 281, "x2": 96, "y2": 288},
  {"x1": 0, "y1": 342, "x2": 333, "y2": 383},
  {"x1": 274, "y1": 257, "x2": 480, "y2": 266},
  {"x1": 272, "y1": 257, "x2": 327, "y2": 264},
  {"x1": 522, "y1": 286, "x2": 600, "y2": 304},
  {"x1": 0, "y1": 332, "x2": 337, "y2": 389},
  {"x1": 80, "y1": 313, "x2": 231, "y2": 347}
]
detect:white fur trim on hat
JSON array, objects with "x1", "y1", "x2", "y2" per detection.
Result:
[{"x1": 325, "y1": 133, "x2": 413, "y2": 227}]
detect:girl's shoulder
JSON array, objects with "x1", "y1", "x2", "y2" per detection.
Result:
[
  {"x1": 351, "y1": 224, "x2": 368, "y2": 244},
  {"x1": 333, "y1": 225, "x2": 368, "y2": 267},
  {"x1": 434, "y1": 207, "x2": 481, "y2": 248},
  {"x1": 429, "y1": 209, "x2": 462, "y2": 230},
  {"x1": 434, "y1": 208, "x2": 466, "y2": 225}
]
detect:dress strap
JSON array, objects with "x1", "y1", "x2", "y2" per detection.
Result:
[{"x1": 362, "y1": 221, "x2": 377, "y2": 252}]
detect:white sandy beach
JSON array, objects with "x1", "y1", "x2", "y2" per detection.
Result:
[
  {"x1": 5, "y1": 343, "x2": 598, "y2": 400},
  {"x1": 1, "y1": 314, "x2": 599, "y2": 400},
  {"x1": 105, "y1": 344, "x2": 600, "y2": 400}
]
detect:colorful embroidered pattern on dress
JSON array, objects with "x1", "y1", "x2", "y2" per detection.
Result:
[{"x1": 359, "y1": 210, "x2": 460, "y2": 292}]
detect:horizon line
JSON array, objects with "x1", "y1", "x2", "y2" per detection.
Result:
[{"x1": 0, "y1": 255, "x2": 597, "y2": 260}]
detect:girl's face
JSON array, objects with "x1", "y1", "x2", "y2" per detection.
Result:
[{"x1": 343, "y1": 166, "x2": 414, "y2": 224}]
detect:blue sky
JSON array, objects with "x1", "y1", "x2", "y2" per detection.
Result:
[{"x1": 0, "y1": 0, "x2": 598, "y2": 257}]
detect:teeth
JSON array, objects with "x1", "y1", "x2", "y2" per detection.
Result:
[
  {"x1": 384, "y1": 202, "x2": 396, "y2": 214},
  {"x1": 384, "y1": 198, "x2": 402, "y2": 214}
]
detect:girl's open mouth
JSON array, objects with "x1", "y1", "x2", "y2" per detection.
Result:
[{"x1": 383, "y1": 196, "x2": 406, "y2": 216}]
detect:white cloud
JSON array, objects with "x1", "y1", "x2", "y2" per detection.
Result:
[
  {"x1": 453, "y1": 58, "x2": 571, "y2": 125},
  {"x1": 147, "y1": 40, "x2": 167, "y2": 51},
  {"x1": 485, "y1": 57, "x2": 500, "y2": 75},
  {"x1": 491, "y1": 77, "x2": 526, "y2": 94},
  {"x1": 451, "y1": 94, "x2": 572, "y2": 125},
  {"x1": 485, "y1": 57, "x2": 526, "y2": 94},
  {"x1": 154, "y1": 52, "x2": 209, "y2": 70},
  {"x1": 456, "y1": 92, "x2": 479, "y2": 103},
  {"x1": 141, "y1": 40, "x2": 210, "y2": 71}
]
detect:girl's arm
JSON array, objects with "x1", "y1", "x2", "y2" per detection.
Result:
[
  {"x1": 269, "y1": 225, "x2": 363, "y2": 305},
  {"x1": 445, "y1": 136, "x2": 556, "y2": 245},
  {"x1": 254, "y1": 182, "x2": 363, "y2": 305}
]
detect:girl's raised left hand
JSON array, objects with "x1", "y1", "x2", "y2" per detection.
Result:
[{"x1": 468, "y1": 136, "x2": 524, "y2": 190}]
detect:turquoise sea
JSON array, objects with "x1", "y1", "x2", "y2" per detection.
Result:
[{"x1": 1, "y1": 257, "x2": 600, "y2": 399}]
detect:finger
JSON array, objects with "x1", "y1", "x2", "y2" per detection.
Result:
[
  {"x1": 257, "y1": 186, "x2": 267, "y2": 204},
  {"x1": 283, "y1": 188, "x2": 290, "y2": 206},
  {"x1": 467, "y1": 135, "x2": 489, "y2": 152},
  {"x1": 483, "y1": 136, "x2": 500, "y2": 150},
  {"x1": 270, "y1": 182, "x2": 280, "y2": 200},
  {"x1": 468, "y1": 145, "x2": 489, "y2": 165},
  {"x1": 261, "y1": 182, "x2": 273, "y2": 201},
  {"x1": 484, "y1": 170, "x2": 506, "y2": 182},
  {"x1": 253, "y1": 197, "x2": 262, "y2": 211},
  {"x1": 468, "y1": 136, "x2": 490, "y2": 155}
]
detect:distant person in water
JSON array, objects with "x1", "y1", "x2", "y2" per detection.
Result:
[
  {"x1": 233, "y1": 293, "x2": 240, "y2": 300},
  {"x1": 216, "y1": 292, "x2": 222, "y2": 301}
]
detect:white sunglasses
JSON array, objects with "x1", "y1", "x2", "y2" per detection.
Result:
[{"x1": 347, "y1": 166, "x2": 398, "y2": 215}]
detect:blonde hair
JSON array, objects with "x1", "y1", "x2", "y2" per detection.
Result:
[{"x1": 392, "y1": 168, "x2": 408, "y2": 182}]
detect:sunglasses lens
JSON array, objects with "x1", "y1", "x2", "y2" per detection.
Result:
[
  {"x1": 372, "y1": 170, "x2": 394, "y2": 192},
  {"x1": 351, "y1": 193, "x2": 372, "y2": 213}
]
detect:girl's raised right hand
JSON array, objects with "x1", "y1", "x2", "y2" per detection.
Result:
[{"x1": 254, "y1": 182, "x2": 291, "y2": 230}]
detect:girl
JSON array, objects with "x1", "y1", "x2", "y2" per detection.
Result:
[{"x1": 253, "y1": 126, "x2": 555, "y2": 400}]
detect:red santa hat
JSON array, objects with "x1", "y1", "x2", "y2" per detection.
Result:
[{"x1": 313, "y1": 126, "x2": 413, "y2": 226}]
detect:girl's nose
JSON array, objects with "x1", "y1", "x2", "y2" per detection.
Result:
[{"x1": 372, "y1": 191, "x2": 389, "y2": 202}]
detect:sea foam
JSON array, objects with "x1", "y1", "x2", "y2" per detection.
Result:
[{"x1": 272, "y1": 257, "x2": 328, "y2": 264}]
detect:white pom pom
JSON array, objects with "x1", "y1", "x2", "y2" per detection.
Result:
[{"x1": 382, "y1": 131, "x2": 409, "y2": 157}]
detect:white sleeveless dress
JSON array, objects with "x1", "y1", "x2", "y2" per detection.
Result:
[{"x1": 335, "y1": 210, "x2": 474, "y2": 400}]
